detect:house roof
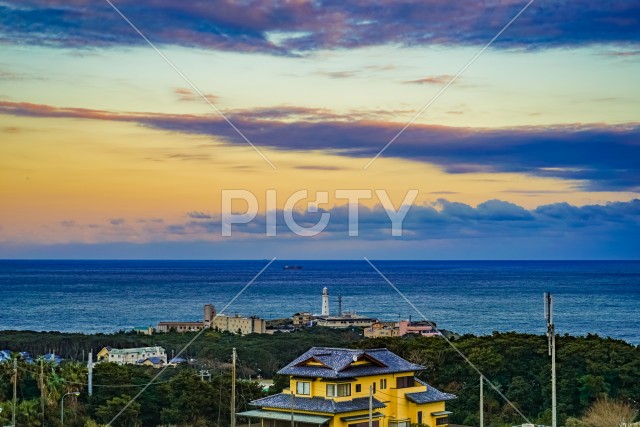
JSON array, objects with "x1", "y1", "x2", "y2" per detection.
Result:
[
  {"x1": 405, "y1": 386, "x2": 457, "y2": 404},
  {"x1": 250, "y1": 393, "x2": 386, "y2": 414},
  {"x1": 277, "y1": 347, "x2": 425, "y2": 379},
  {"x1": 138, "y1": 357, "x2": 164, "y2": 365},
  {"x1": 157, "y1": 321, "x2": 203, "y2": 326},
  {"x1": 108, "y1": 346, "x2": 165, "y2": 355},
  {"x1": 238, "y1": 409, "x2": 331, "y2": 424}
]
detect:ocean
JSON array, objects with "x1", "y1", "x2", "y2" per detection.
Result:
[{"x1": 0, "y1": 260, "x2": 638, "y2": 344}]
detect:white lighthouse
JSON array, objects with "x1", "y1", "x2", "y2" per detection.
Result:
[{"x1": 321, "y1": 287, "x2": 330, "y2": 316}]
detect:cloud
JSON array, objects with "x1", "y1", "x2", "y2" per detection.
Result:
[
  {"x1": 1, "y1": 1, "x2": 639, "y2": 54},
  {"x1": 3, "y1": 199, "x2": 638, "y2": 259},
  {"x1": 2, "y1": 100, "x2": 640, "y2": 191},
  {"x1": 293, "y1": 165, "x2": 344, "y2": 171},
  {"x1": 319, "y1": 71, "x2": 357, "y2": 79},
  {"x1": 174, "y1": 88, "x2": 218, "y2": 103},
  {"x1": 67, "y1": 198, "x2": 640, "y2": 244},
  {"x1": 187, "y1": 211, "x2": 214, "y2": 219},
  {"x1": 135, "y1": 218, "x2": 164, "y2": 224},
  {"x1": 602, "y1": 50, "x2": 640, "y2": 57},
  {"x1": 110, "y1": 218, "x2": 125, "y2": 226},
  {"x1": 176, "y1": 198, "x2": 640, "y2": 241},
  {"x1": 404, "y1": 75, "x2": 454, "y2": 85}
]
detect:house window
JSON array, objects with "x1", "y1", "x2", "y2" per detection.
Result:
[
  {"x1": 380, "y1": 378, "x2": 387, "y2": 389},
  {"x1": 326, "y1": 383, "x2": 351, "y2": 397},
  {"x1": 355, "y1": 384, "x2": 362, "y2": 393},
  {"x1": 349, "y1": 422, "x2": 379, "y2": 427},
  {"x1": 417, "y1": 411, "x2": 422, "y2": 425},
  {"x1": 395, "y1": 376, "x2": 415, "y2": 389},
  {"x1": 435, "y1": 416, "x2": 449, "y2": 426},
  {"x1": 296, "y1": 381, "x2": 310, "y2": 395},
  {"x1": 389, "y1": 421, "x2": 410, "y2": 427}
]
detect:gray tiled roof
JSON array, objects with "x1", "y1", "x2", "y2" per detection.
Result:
[
  {"x1": 405, "y1": 386, "x2": 457, "y2": 404},
  {"x1": 277, "y1": 347, "x2": 425, "y2": 379},
  {"x1": 250, "y1": 393, "x2": 386, "y2": 414}
]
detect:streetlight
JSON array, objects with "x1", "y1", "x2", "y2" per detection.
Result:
[{"x1": 60, "y1": 392, "x2": 80, "y2": 426}]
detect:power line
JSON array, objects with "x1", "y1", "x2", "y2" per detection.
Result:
[{"x1": 16, "y1": 365, "x2": 174, "y2": 388}]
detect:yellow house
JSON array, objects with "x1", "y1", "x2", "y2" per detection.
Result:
[{"x1": 238, "y1": 347, "x2": 455, "y2": 427}]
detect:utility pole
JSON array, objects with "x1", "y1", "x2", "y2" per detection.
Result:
[
  {"x1": 88, "y1": 351, "x2": 93, "y2": 397},
  {"x1": 12, "y1": 357, "x2": 17, "y2": 427},
  {"x1": 40, "y1": 359, "x2": 46, "y2": 427},
  {"x1": 479, "y1": 375, "x2": 483, "y2": 427},
  {"x1": 545, "y1": 292, "x2": 557, "y2": 427},
  {"x1": 368, "y1": 385, "x2": 373, "y2": 427},
  {"x1": 231, "y1": 348, "x2": 236, "y2": 427}
]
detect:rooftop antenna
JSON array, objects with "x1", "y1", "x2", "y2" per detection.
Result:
[{"x1": 545, "y1": 292, "x2": 557, "y2": 427}]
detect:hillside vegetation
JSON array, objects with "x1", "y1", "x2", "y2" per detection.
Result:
[{"x1": 0, "y1": 329, "x2": 638, "y2": 426}]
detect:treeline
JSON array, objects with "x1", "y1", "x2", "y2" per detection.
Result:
[
  {"x1": 0, "y1": 360, "x2": 263, "y2": 426},
  {"x1": 0, "y1": 328, "x2": 360, "y2": 375},
  {"x1": 0, "y1": 329, "x2": 638, "y2": 426},
  {"x1": 358, "y1": 333, "x2": 639, "y2": 426}
]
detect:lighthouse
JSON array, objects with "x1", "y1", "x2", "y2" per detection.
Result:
[{"x1": 321, "y1": 287, "x2": 330, "y2": 316}]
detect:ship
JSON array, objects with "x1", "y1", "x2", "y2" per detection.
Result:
[{"x1": 283, "y1": 265, "x2": 303, "y2": 270}]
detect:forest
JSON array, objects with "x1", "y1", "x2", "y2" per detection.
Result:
[{"x1": 0, "y1": 328, "x2": 638, "y2": 426}]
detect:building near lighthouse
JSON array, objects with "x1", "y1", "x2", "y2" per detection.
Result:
[
  {"x1": 157, "y1": 304, "x2": 266, "y2": 335},
  {"x1": 311, "y1": 287, "x2": 378, "y2": 329}
]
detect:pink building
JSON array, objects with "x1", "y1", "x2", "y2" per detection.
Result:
[
  {"x1": 364, "y1": 320, "x2": 441, "y2": 338},
  {"x1": 398, "y1": 320, "x2": 441, "y2": 337}
]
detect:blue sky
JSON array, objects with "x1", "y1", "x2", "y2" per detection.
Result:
[{"x1": 0, "y1": 0, "x2": 639, "y2": 259}]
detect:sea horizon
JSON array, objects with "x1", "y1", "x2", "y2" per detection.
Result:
[{"x1": 1, "y1": 259, "x2": 638, "y2": 344}]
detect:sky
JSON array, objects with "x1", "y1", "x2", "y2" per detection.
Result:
[{"x1": 0, "y1": 0, "x2": 639, "y2": 259}]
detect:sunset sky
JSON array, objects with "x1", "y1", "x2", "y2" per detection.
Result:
[{"x1": 1, "y1": 0, "x2": 639, "y2": 259}]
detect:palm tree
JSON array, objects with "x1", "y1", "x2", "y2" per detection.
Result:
[{"x1": 16, "y1": 399, "x2": 41, "y2": 427}]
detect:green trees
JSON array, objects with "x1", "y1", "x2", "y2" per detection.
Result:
[
  {"x1": 95, "y1": 395, "x2": 141, "y2": 427},
  {"x1": 0, "y1": 329, "x2": 637, "y2": 426},
  {"x1": 361, "y1": 332, "x2": 639, "y2": 426}
]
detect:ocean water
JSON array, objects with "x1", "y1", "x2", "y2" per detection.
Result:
[{"x1": 0, "y1": 260, "x2": 638, "y2": 344}]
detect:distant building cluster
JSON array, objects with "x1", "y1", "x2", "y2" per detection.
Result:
[
  {"x1": 129, "y1": 288, "x2": 439, "y2": 338},
  {"x1": 290, "y1": 287, "x2": 440, "y2": 338},
  {"x1": 364, "y1": 320, "x2": 441, "y2": 338},
  {"x1": 157, "y1": 304, "x2": 266, "y2": 335}
]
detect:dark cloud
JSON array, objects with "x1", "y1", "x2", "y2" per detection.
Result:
[
  {"x1": 2, "y1": 100, "x2": 640, "y2": 191},
  {"x1": 172, "y1": 198, "x2": 640, "y2": 242},
  {"x1": 1, "y1": 1, "x2": 639, "y2": 53},
  {"x1": 5, "y1": 199, "x2": 638, "y2": 259},
  {"x1": 60, "y1": 220, "x2": 76, "y2": 227},
  {"x1": 110, "y1": 218, "x2": 125, "y2": 226}
]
